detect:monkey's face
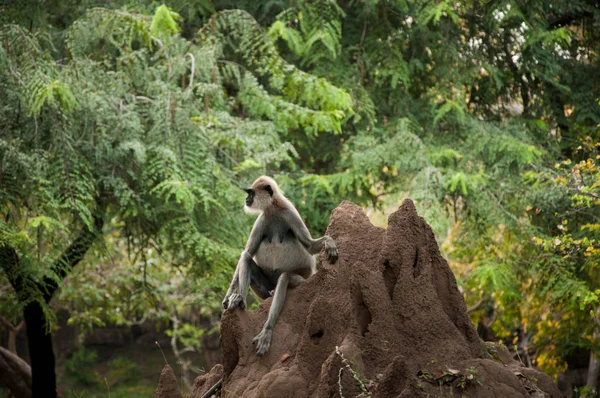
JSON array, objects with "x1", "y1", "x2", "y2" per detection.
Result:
[
  {"x1": 244, "y1": 179, "x2": 275, "y2": 213},
  {"x1": 244, "y1": 188, "x2": 256, "y2": 207}
]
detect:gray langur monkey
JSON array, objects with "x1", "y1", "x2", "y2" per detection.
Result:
[{"x1": 222, "y1": 176, "x2": 339, "y2": 355}]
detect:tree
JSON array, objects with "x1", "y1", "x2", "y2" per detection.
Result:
[
  {"x1": 0, "y1": 5, "x2": 351, "y2": 396},
  {"x1": 528, "y1": 141, "x2": 600, "y2": 389}
]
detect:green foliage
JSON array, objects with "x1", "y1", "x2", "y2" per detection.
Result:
[
  {"x1": 166, "y1": 322, "x2": 205, "y2": 351},
  {"x1": 65, "y1": 8, "x2": 154, "y2": 56},
  {"x1": 573, "y1": 386, "x2": 599, "y2": 398},
  {"x1": 201, "y1": 9, "x2": 353, "y2": 138},
  {"x1": 106, "y1": 357, "x2": 138, "y2": 385},
  {"x1": 150, "y1": 5, "x2": 182, "y2": 39},
  {"x1": 65, "y1": 349, "x2": 98, "y2": 386},
  {"x1": 268, "y1": 0, "x2": 345, "y2": 66}
]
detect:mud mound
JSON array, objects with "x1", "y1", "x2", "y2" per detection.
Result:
[
  {"x1": 156, "y1": 364, "x2": 182, "y2": 398},
  {"x1": 192, "y1": 200, "x2": 561, "y2": 398}
]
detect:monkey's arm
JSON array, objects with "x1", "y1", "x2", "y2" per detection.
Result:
[
  {"x1": 285, "y1": 209, "x2": 338, "y2": 264},
  {"x1": 243, "y1": 214, "x2": 265, "y2": 255},
  {"x1": 223, "y1": 216, "x2": 265, "y2": 309}
]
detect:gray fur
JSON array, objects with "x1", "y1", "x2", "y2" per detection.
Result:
[{"x1": 222, "y1": 176, "x2": 338, "y2": 355}]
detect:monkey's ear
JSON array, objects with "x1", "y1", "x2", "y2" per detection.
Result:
[{"x1": 265, "y1": 185, "x2": 273, "y2": 196}]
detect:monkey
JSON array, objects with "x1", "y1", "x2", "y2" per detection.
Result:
[{"x1": 222, "y1": 176, "x2": 339, "y2": 355}]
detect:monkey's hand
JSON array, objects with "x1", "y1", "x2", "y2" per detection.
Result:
[
  {"x1": 324, "y1": 236, "x2": 339, "y2": 264},
  {"x1": 222, "y1": 293, "x2": 246, "y2": 311},
  {"x1": 253, "y1": 328, "x2": 273, "y2": 356}
]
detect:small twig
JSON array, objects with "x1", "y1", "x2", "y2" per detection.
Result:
[
  {"x1": 467, "y1": 298, "x2": 484, "y2": 313},
  {"x1": 104, "y1": 377, "x2": 110, "y2": 398},
  {"x1": 135, "y1": 95, "x2": 153, "y2": 103},
  {"x1": 186, "y1": 53, "x2": 195, "y2": 88},
  {"x1": 179, "y1": 346, "x2": 196, "y2": 354},
  {"x1": 577, "y1": 188, "x2": 600, "y2": 199},
  {"x1": 197, "y1": 125, "x2": 240, "y2": 167},
  {"x1": 335, "y1": 346, "x2": 371, "y2": 396},
  {"x1": 513, "y1": 344, "x2": 523, "y2": 364},
  {"x1": 338, "y1": 367, "x2": 345, "y2": 398},
  {"x1": 201, "y1": 377, "x2": 223, "y2": 398},
  {"x1": 155, "y1": 341, "x2": 169, "y2": 365},
  {"x1": 487, "y1": 307, "x2": 498, "y2": 327},
  {"x1": 165, "y1": 92, "x2": 171, "y2": 121},
  {"x1": 483, "y1": 187, "x2": 521, "y2": 224}
]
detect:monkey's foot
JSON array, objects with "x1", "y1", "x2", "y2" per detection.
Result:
[
  {"x1": 253, "y1": 328, "x2": 272, "y2": 356},
  {"x1": 223, "y1": 293, "x2": 246, "y2": 310},
  {"x1": 324, "y1": 237, "x2": 339, "y2": 264}
]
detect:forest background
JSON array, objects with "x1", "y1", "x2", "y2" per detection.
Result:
[{"x1": 0, "y1": 0, "x2": 599, "y2": 397}]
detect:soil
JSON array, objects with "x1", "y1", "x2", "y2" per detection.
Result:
[
  {"x1": 189, "y1": 200, "x2": 562, "y2": 398},
  {"x1": 156, "y1": 364, "x2": 182, "y2": 398}
]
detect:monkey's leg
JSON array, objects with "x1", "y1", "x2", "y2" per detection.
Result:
[
  {"x1": 249, "y1": 261, "x2": 275, "y2": 300},
  {"x1": 253, "y1": 273, "x2": 304, "y2": 355}
]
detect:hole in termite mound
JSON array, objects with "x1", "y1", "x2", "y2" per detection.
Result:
[
  {"x1": 310, "y1": 329, "x2": 324, "y2": 342},
  {"x1": 357, "y1": 294, "x2": 372, "y2": 337},
  {"x1": 383, "y1": 259, "x2": 396, "y2": 300}
]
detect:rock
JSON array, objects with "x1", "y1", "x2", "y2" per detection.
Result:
[
  {"x1": 155, "y1": 364, "x2": 182, "y2": 398},
  {"x1": 194, "y1": 200, "x2": 562, "y2": 397}
]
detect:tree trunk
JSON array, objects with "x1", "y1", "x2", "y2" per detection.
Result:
[
  {"x1": 23, "y1": 302, "x2": 57, "y2": 397},
  {"x1": 0, "y1": 213, "x2": 103, "y2": 398},
  {"x1": 587, "y1": 351, "x2": 599, "y2": 392},
  {"x1": 588, "y1": 311, "x2": 600, "y2": 392},
  {"x1": 10, "y1": 321, "x2": 25, "y2": 355},
  {"x1": 8, "y1": 328, "x2": 18, "y2": 354}
]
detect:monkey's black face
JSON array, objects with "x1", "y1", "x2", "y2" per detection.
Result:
[{"x1": 244, "y1": 188, "x2": 255, "y2": 207}]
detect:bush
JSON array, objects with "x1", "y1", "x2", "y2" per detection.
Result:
[
  {"x1": 65, "y1": 349, "x2": 98, "y2": 386},
  {"x1": 105, "y1": 357, "x2": 138, "y2": 386}
]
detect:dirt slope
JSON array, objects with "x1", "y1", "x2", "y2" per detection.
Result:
[{"x1": 187, "y1": 200, "x2": 561, "y2": 398}]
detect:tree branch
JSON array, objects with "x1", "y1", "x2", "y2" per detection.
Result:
[
  {"x1": 467, "y1": 298, "x2": 484, "y2": 313},
  {"x1": 0, "y1": 245, "x2": 24, "y2": 294},
  {"x1": 483, "y1": 188, "x2": 521, "y2": 225},
  {"x1": 0, "y1": 346, "x2": 31, "y2": 398},
  {"x1": 0, "y1": 315, "x2": 18, "y2": 331},
  {"x1": 41, "y1": 213, "x2": 103, "y2": 302}
]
